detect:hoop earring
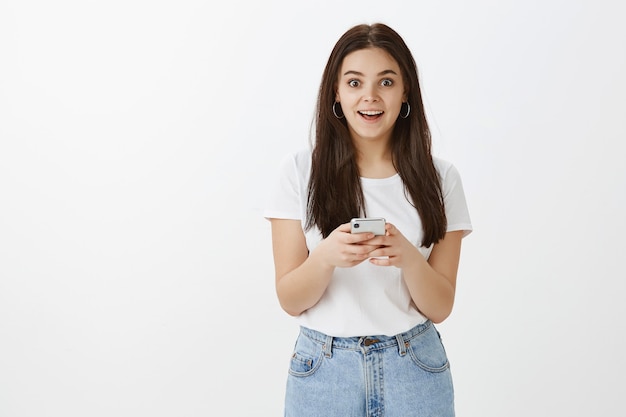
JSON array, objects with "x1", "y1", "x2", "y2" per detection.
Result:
[
  {"x1": 332, "y1": 101, "x2": 344, "y2": 119},
  {"x1": 400, "y1": 102, "x2": 411, "y2": 119}
]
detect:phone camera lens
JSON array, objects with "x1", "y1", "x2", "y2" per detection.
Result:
[{"x1": 354, "y1": 223, "x2": 360, "y2": 228}]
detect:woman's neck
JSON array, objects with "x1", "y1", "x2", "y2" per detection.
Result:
[{"x1": 355, "y1": 145, "x2": 396, "y2": 179}]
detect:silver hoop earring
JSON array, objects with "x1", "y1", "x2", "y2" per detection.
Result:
[
  {"x1": 400, "y1": 102, "x2": 411, "y2": 119},
  {"x1": 332, "y1": 102, "x2": 344, "y2": 119}
]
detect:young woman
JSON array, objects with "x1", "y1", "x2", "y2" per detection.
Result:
[{"x1": 265, "y1": 23, "x2": 472, "y2": 417}]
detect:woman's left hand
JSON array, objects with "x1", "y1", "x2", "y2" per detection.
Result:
[{"x1": 363, "y1": 222, "x2": 422, "y2": 269}]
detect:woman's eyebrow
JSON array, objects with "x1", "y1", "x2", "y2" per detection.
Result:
[{"x1": 343, "y1": 69, "x2": 399, "y2": 76}]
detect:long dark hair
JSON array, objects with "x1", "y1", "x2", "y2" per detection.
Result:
[{"x1": 306, "y1": 23, "x2": 446, "y2": 247}]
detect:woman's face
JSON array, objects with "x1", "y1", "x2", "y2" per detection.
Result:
[{"x1": 336, "y1": 47, "x2": 406, "y2": 146}]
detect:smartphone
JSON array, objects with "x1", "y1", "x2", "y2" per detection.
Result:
[{"x1": 350, "y1": 217, "x2": 386, "y2": 236}]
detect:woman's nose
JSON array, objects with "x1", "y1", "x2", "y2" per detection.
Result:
[{"x1": 362, "y1": 85, "x2": 379, "y2": 102}]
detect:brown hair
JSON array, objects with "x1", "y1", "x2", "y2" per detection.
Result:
[{"x1": 306, "y1": 23, "x2": 446, "y2": 247}]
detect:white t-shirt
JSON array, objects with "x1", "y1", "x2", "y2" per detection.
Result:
[{"x1": 264, "y1": 148, "x2": 472, "y2": 337}]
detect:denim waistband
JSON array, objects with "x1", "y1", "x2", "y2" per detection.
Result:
[{"x1": 300, "y1": 320, "x2": 433, "y2": 357}]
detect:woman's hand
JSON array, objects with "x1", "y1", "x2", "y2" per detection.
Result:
[
  {"x1": 363, "y1": 222, "x2": 464, "y2": 323},
  {"x1": 271, "y1": 219, "x2": 384, "y2": 316},
  {"x1": 365, "y1": 222, "x2": 422, "y2": 269},
  {"x1": 312, "y1": 222, "x2": 381, "y2": 269}
]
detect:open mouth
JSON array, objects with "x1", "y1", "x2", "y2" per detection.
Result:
[{"x1": 358, "y1": 110, "x2": 384, "y2": 121}]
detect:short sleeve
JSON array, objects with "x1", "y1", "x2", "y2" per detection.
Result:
[
  {"x1": 263, "y1": 153, "x2": 305, "y2": 221},
  {"x1": 440, "y1": 162, "x2": 473, "y2": 237}
]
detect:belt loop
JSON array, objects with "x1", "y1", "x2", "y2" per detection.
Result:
[
  {"x1": 323, "y1": 335, "x2": 333, "y2": 358},
  {"x1": 395, "y1": 333, "x2": 407, "y2": 356}
]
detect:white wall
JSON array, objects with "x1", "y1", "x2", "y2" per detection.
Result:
[{"x1": 1, "y1": 1, "x2": 624, "y2": 415}]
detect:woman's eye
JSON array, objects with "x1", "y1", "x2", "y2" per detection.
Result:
[
  {"x1": 381, "y1": 79, "x2": 393, "y2": 87},
  {"x1": 348, "y1": 79, "x2": 360, "y2": 87}
]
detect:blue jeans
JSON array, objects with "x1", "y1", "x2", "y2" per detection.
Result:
[{"x1": 284, "y1": 321, "x2": 454, "y2": 417}]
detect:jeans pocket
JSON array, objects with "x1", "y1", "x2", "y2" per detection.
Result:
[
  {"x1": 288, "y1": 333, "x2": 324, "y2": 378},
  {"x1": 406, "y1": 325, "x2": 450, "y2": 373}
]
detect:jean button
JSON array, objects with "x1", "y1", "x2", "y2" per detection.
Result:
[{"x1": 363, "y1": 338, "x2": 379, "y2": 346}]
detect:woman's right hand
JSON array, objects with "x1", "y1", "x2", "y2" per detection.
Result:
[
  {"x1": 311, "y1": 222, "x2": 379, "y2": 269},
  {"x1": 271, "y1": 219, "x2": 378, "y2": 316}
]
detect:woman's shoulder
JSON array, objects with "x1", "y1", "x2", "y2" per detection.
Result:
[
  {"x1": 432, "y1": 155, "x2": 456, "y2": 175},
  {"x1": 280, "y1": 147, "x2": 312, "y2": 173},
  {"x1": 432, "y1": 156, "x2": 466, "y2": 187},
  {"x1": 293, "y1": 147, "x2": 312, "y2": 164}
]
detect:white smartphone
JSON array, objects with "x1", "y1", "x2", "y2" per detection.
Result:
[{"x1": 350, "y1": 217, "x2": 386, "y2": 235}]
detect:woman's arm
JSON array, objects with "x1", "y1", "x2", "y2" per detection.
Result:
[
  {"x1": 270, "y1": 219, "x2": 378, "y2": 316},
  {"x1": 368, "y1": 226, "x2": 464, "y2": 323}
]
